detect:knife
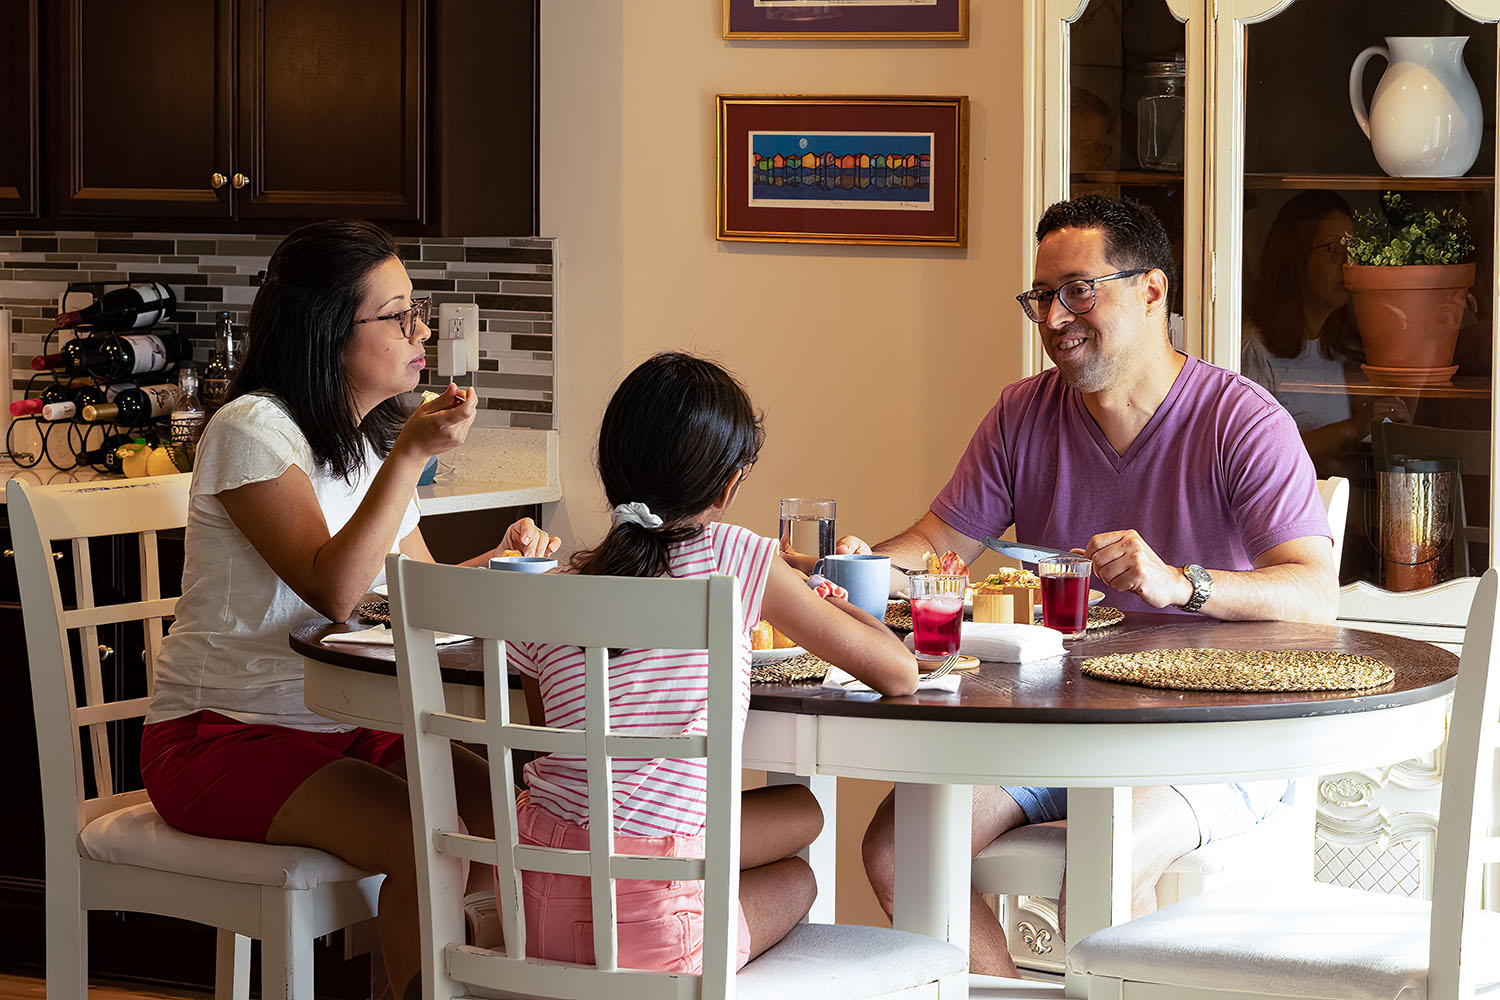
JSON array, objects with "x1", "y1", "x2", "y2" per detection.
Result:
[{"x1": 981, "y1": 537, "x2": 1079, "y2": 565}]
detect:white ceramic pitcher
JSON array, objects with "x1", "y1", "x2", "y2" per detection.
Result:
[{"x1": 1349, "y1": 36, "x2": 1482, "y2": 178}]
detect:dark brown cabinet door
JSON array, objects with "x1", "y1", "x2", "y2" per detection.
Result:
[
  {"x1": 0, "y1": 0, "x2": 38, "y2": 217},
  {"x1": 236, "y1": 0, "x2": 427, "y2": 222},
  {"x1": 50, "y1": 0, "x2": 234, "y2": 219}
]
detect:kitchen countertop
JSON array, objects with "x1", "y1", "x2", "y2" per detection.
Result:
[{"x1": 0, "y1": 428, "x2": 561, "y2": 513}]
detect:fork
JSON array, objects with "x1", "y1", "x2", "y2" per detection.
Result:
[{"x1": 922, "y1": 651, "x2": 963, "y2": 681}]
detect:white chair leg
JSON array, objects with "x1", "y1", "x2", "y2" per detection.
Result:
[
  {"x1": 766, "y1": 772, "x2": 838, "y2": 923},
  {"x1": 46, "y1": 881, "x2": 89, "y2": 1000},
  {"x1": 215, "y1": 928, "x2": 252, "y2": 1000},
  {"x1": 260, "y1": 890, "x2": 315, "y2": 1000}
]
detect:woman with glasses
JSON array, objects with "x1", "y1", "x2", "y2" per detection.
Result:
[{"x1": 138, "y1": 219, "x2": 557, "y2": 999}]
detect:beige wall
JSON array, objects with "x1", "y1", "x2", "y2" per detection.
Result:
[{"x1": 540, "y1": 1, "x2": 1029, "y2": 926}]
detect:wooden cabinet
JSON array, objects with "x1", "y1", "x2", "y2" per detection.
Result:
[
  {"x1": 8, "y1": 0, "x2": 536, "y2": 234},
  {"x1": 49, "y1": 0, "x2": 424, "y2": 223},
  {"x1": 0, "y1": 0, "x2": 38, "y2": 217}
]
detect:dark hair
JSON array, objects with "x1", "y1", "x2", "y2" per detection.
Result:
[
  {"x1": 1249, "y1": 190, "x2": 1359, "y2": 361},
  {"x1": 1035, "y1": 194, "x2": 1176, "y2": 282},
  {"x1": 230, "y1": 219, "x2": 409, "y2": 482},
  {"x1": 571, "y1": 353, "x2": 765, "y2": 579}
]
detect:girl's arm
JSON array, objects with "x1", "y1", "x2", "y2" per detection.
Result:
[
  {"x1": 219, "y1": 387, "x2": 477, "y2": 621},
  {"x1": 758, "y1": 557, "x2": 917, "y2": 698}
]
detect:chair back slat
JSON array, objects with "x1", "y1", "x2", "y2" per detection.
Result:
[
  {"x1": 389, "y1": 554, "x2": 742, "y2": 1000},
  {"x1": 584, "y1": 643, "x2": 620, "y2": 972},
  {"x1": 71, "y1": 536, "x2": 116, "y2": 805},
  {"x1": 1429, "y1": 568, "x2": 1499, "y2": 1000},
  {"x1": 5, "y1": 477, "x2": 189, "y2": 860}
]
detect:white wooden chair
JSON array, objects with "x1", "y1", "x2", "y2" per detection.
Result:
[
  {"x1": 8, "y1": 477, "x2": 383, "y2": 1000},
  {"x1": 386, "y1": 554, "x2": 968, "y2": 999},
  {"x1": 978, "y1": 477, "x2": 1349, "y2": 970},
  {"x1": 1065, "y1": 568, "x2": 1500, "y2": 999}
]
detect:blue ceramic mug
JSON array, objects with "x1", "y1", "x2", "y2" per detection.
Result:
[
  {"x1": 812, "y1": 553, "x2": 892, "y2": 619},
  {"x1": 488, "y1": 556, "x2": 558, "y2": 573}
]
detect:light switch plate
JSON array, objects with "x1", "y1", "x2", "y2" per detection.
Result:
[{"x1": 439, "y1": 302, "x2": 480, "y2": 372}]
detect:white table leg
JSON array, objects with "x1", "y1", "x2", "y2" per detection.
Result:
[
  {"x1": 766, "y1": 772, "x2": 838, "y2": 923},
  {"x1": 893, "y1": 782, "x2": 972, "y2": 979},
  {"x1": 1064, "y1": 787, "x2": 1132, "y2": 998}
]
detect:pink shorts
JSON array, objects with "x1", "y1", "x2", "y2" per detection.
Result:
[
  {"x1": 513, "y1": 794, "x2": 752, "y2": 973},
  {"x1": 140, "y1": 711, "x2": 405, "y2": 842}
]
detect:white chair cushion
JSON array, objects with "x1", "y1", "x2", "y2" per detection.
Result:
[
  {"x1": 1067, "y1": 881, "x2": 1500, "y2": 999},
  {"x1": 972, "y1": 822, "x2": 1064, "y2": 896},
  {"x1": 736, "y1": 922, "x2": 967, "y2": 1000},
  {"x1": 79, "y1": 802, "x2": 372, "y2": 891}
]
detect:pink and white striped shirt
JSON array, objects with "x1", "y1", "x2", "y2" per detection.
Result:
[{"x1": 508, "y1": 521, "x2": 779, "y2": 838}]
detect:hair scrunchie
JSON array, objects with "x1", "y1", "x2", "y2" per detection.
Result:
[{"x1": 611, "y1": 502, "x2": 664, "y2": 530}]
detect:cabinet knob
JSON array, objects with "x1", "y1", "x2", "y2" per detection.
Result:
[
  {"x1": 97, "y1": 644, "x2": 113, "y2": 661},
  {"x1": 232, "y1": 172, "x2": 249, "y2": 189},
  {"x1": 1, "y1": 549, "x2": 63, "y2": 561},
  {"x1": 211, "y1": 172, "x2": 227, "y2": 189}
]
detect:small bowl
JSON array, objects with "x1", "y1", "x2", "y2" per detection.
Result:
[{"x1": 488, "y1": 556, "x2": 558, "y2": 573}]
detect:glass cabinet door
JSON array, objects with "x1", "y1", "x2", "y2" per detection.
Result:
[{"x1": 1216, "y1": 0, "x2": 1496, "y2": 588}]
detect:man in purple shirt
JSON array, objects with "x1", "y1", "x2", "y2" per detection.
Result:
[{"x1": 853, "y1": 195, "x2": 1338, "y2": 976}]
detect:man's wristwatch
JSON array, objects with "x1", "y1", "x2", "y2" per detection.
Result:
[{"x1": 1178, "y1": 564, "x2": 1212, "y2": 613}]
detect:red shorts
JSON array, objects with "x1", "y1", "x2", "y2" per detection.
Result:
[
  {"x1": 513, "y1": 793, "x2": 752, "y2": 974},
  {"x1": 140, "y1": 711, "x2": 405, "y2": 843}
]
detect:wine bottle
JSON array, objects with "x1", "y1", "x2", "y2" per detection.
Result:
[
  {"x1": 94, "y1": 333, "x2": 192, "y2": 379},
  {"x1": 30, "y1": 337, "x2": 93, "y2": 374},
  {"x1": 77, "y1": 433, "x2": 135, "y2": 474},
  {"x1": 81, "y1": 384, "x2": 185, "y2": 426},
  {"x1": 54, "y1": 281, "x2": 176, "y2": 330},
  {"x1": 202, "y1": 311, "x2": 240, "y2": 414},
  {"x1": 40, "y1": 383, "x2": 111, "y2": 421}
]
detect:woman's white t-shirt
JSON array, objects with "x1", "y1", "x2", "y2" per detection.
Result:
[{"x1": 145, "y1": 393, "x2": 419, "y2": 732}]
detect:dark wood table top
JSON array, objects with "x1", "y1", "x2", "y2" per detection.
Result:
[{"x1": 290, "y1": 612, "x2": 1458, "y2": 725}]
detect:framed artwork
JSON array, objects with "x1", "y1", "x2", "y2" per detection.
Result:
[
  {"x1": 723, "y1": 0, "x2": 968, "y2": 40},
  {"x1": 717, "y1": 95, "x2": 969, "y2": 247}
]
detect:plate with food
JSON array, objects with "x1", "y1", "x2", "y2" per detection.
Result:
[{"x1": 750, "y1": 618, "x2": 805, "y2": 663}]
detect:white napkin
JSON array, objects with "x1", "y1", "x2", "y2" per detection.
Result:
[
  {"x1": 903, "y1": 622, "x2": 1066, "y2": 663},
  {"x1": 323, "y1": 625, "x2": 471, "y2": 646},
  {"x1": 822, "y1": 665, "x2": 963, "y2": 694}
]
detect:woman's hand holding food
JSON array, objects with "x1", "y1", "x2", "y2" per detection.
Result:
[
  {"x1": 393, "y1": 383, "x2": 477, "y2": 463},
  {"x1": 499, "y1": 517, "x2": 561, "y2": 558}
]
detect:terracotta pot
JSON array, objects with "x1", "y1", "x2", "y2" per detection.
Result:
[{"x1": 1343, "y1": 262, "x2": 1475, "y2": 369}]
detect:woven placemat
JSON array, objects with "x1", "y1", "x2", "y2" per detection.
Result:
[
  {"x1": 885, "y1": 600, "x2": 913, "y2": 631},
  {"x1": 1087, "y1": 606, "x2": 1124, "y2": 630},
  {"x1": 356, "y1": 599, "x2": 391, "y2": 625},
  {"x1": 751, "y1": 652, "x2": 832, "y2": 685},
  {"x1": 1080, "y1": 648, "x2": 1395, "y2": 692}
]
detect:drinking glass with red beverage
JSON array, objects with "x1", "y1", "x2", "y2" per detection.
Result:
[
  {"x1": 909, "y1": 573, "x2": 966, "y2": 659},
  {"x1": 1038, "y1": 555, "x2": 1091, "y2": 639}
]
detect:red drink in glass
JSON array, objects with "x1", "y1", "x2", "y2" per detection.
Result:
[
  {"x1": 1038, "y1": 555, "x2": 1092, "y2": 638},
  {"x1": 911, "y1": 595, "x2": 964, "y2": 657},
  {"x1": 1041, "y1": 574, "x2": 1089, "y2": 634}
]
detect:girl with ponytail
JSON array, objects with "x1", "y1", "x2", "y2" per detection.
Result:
[{"x1": 505, "y1": 352, "x2": 916, "y2": 974}]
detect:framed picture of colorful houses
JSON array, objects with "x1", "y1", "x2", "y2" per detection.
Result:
[
  {"x1": 717, "y1": 96, "x2": 969, "y2": 247},
  {"x1": 722, "y1": 0, "x2": 968, "y2": 40}
]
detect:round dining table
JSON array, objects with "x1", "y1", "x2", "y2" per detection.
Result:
[{"x1": 292, "y1": 612, "x2": 1458, "y2": 999}]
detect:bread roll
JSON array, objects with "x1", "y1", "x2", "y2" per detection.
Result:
[{"x1": 751, "y1": 619, "x2": 774, "y2": 651}]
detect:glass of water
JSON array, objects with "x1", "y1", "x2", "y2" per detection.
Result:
[{"x1": 779, "y1": 497, "x2": 837, "y2": 560}]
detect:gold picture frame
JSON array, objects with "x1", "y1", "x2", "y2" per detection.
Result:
[
  {"x1": 723, "y1": 0, "x2": 968, "y2": 41},
  {"x1": 717, "y1": 95, "x2": 969, "y2": 247}
]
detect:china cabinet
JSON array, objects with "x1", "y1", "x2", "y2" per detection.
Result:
[{"x1": 1018, "y1": 0, "x2": 1500, "y2": 975}]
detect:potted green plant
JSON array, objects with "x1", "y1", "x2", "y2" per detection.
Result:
[{"x1": 1342, "y1": 191, "x2": 1476, "y2": 381}]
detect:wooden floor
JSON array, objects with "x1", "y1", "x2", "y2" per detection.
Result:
[{"x1": 0, "y1": 972, "x2": 209, "y2": 999}]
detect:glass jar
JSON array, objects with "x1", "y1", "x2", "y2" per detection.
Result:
[{"x1": 1137, "y1": 59, "x2": 1186, "y2": 170}]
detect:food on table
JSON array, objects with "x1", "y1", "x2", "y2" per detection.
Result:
[
  {"x1": 923, "y1": 550, "x2": 970, "y2": 577},
  {"x1": 751, "y1": 619, "x2": 797, "y2": 651},
  {"x1": 500, "y1": 549, "x2": 523, "y2": 557},
  {"x1": 971, "y1": 567, "x2": 1044, "y2": 624}
]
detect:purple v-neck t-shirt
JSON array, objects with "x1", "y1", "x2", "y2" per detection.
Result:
[{"x1": 932, "y1": 355, "x2": 1330, "y2": 616}]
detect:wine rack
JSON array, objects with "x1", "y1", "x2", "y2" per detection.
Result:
[{"x1": 5, "y1": 281, "x2": 189, "y2": 474}]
